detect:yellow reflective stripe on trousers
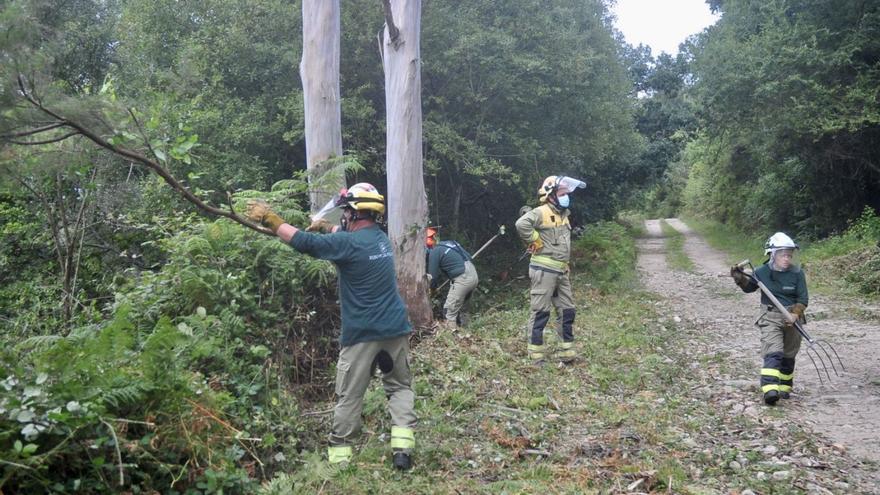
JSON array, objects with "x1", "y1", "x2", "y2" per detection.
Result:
[
  {"x1": 527, "y1": 344, "x2": 545, "y2": 359},
  {"x1": 529, "y1": 255, "x2": 568, "y2": 272},
  {"x1": 779, "y1": 372, "x2": 793, "y2": 381},
  {"x1": 390, "y1": 426, "x2": 415, "y2": 450},
  {"x1": 778, "y1": 384, "x2": 792, "y2": 392},
  {"x1": 328, "y1": 445, "x2": 353, "y2": 464},
  {"x1": 557, "y1": 341, "x2": 575, "y2": 358},
  {"x1": 761, "y1": 384, "x2": 780, "y2": 393},
  {"x1": 760, "y1": 368, "x2": 782, "y2": 378}
]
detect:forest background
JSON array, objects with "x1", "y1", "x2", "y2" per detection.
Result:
[{"x1": 1, "y1": 0, "x2": 879, "y2": 492}]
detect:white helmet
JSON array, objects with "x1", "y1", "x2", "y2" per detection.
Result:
[{"x1": 764, "y1": 232, "x2": 798, "y2": 255}]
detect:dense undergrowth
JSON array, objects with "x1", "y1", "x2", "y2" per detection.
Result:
[{"x1": 1, "y1": 182, "x2": 344, "y2": 492}]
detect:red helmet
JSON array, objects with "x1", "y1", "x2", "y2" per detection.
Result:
[{"x1": 426, "y1": 227, "x2": 438, "y2": 248}]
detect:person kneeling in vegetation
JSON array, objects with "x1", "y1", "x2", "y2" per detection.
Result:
[
  {"x1": 730, "y1": 232, "x2": 808, "y2": 406},
  {"x1": 425, "y1": 227, "x2": 479, "y2": 329},
  {"x1": 246, "y1": 183, "x2": 417, "y2": 470}
]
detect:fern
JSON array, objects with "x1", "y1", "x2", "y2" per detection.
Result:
[
  {"x1": 101, "y1": 377, "x2": 150, "y2": 409},
  {"x1": 140, "y1": 317, "x2": 186, "y2": 381},
  {"x1": 219, "y1": 308, "x2": 245, "y2": 335},
  {"x1": 182, "y1": 236, "x2": 213, "y2": 258},
  {"x1": 301, "y1": 258, "x2": 335, "y2": 288},
  {"x1": 16, "y1": 334, "x2": 63, "y2": 352}
]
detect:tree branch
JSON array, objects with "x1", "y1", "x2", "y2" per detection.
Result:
[
  {"x1": 0, "y1": 122, "x2": 65, "y2": 138},
  {"x1": 13, "y1": 74, "x2": 274, "y2": 236},
  {"x1": 127, "y1": 108, "x2": 161, "y2": 162},
  {"x1": 6, "y1": 131, "x2": 80, "y2": 146}
]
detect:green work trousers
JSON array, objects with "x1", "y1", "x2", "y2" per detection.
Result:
[
  {"x1": 756, "y1": 308, "x2": 803, "y2": 395},
  {"x1": 330, "y1": 335, "x2": 417, "y2": 450},
  {"x1": 757, "y1": 309, "x2": 803, "y2": 358},
  {"x1": 444, "y1": 261, "x2": 478, "y2": 322},
  {"x1": 526, "y1": 266, "x2": 575, "y2": 334}
]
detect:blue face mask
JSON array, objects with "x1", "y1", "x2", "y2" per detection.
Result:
[{"x1": 557, "y1": 194, "x2": 570, "y2": 208}]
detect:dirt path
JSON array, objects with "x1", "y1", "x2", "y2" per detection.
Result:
[{"x1": 638, "y1": 218, "x2": 880, "y2": 492}]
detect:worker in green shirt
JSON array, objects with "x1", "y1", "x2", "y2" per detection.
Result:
[
  {"x1": 731, "y1": 232, "x2": 808, "y2": 406},
  {"x1": 425, "y1": 227, "x2": 479, "y2": 329},
  {"x1": 246, "y1": 183, "x2": 416, "y2": 470}
]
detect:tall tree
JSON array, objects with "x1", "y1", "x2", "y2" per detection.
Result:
[
  {"x1": 686, "y1": 0, "x2": 880, "y2": 233},
  {"x1": 381, "y1": 0, "x2": 431, "y2": 329},
  {"x1": 301, "y1": 0, "x2": 345, "y2": 212}
]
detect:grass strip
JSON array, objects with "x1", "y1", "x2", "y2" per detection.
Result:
[{"x1": 660, "y1": 219, "x2": 695, "y2": 272}]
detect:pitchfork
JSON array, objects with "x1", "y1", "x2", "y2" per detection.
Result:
[{"x1": 736, "y1": 259, "x2": 845, "y2": 385}]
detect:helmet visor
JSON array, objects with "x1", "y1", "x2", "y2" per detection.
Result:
[
  {"x1": 312, "y1": 193, "x2": 344, "y2": 224},
  {"x1": 770, "y1": 248, "x2": 797, "y2": 270},
  {"x1": 556, "y1": 177, "x2": 586, "y2": 195}
]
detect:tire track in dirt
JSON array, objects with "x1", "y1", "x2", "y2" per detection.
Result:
[{"x1": 638, "y1": 218, "x2": 880, "y2": 491}]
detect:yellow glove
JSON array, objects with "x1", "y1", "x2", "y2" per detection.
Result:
[
  {"x1": 527, "y1": 238, "x2": 544, "y2": 254},
  {"x1": 246, "y1": 199, "x2": 285, "y2": 233},
  {"x1": 306, "y1": 218, "x2": 335, "y2": 233}
]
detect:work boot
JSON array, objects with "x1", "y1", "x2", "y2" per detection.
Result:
[
  {"x1": 780, "y1": 391, "x2": 791, "y2": 399},
  {"x1": 392, "y1": 451, "x2": 412, "y2": 471},
  {"x1": 764, "y1": 390, "x2": 780, "y2": 406}
]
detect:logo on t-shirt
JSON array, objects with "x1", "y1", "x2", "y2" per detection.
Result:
[{"x1": 369, "y1": 239, "x2": 393, "y2": 261}]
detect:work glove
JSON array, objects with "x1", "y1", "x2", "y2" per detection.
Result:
[
  {"x1": 787, "y1": 303, "x2": 806, "y2": 325},
  {"x1": 527, "y1": 238, "x2": 544, "y2": 254},
  {"x1": 306, "y1": 218, "x2": 335, "y2": 234},
  {"x1": 730, "y1": 266, "x2": 750, "y2": 289},
  {"x1": 246, "y1": 199, "x2": 285, "y2": 233}
]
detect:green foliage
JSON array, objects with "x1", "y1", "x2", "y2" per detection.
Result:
[
  {"x1": 571, "y1": 221, "x2": 638, "y2": 289},
  {"x1": 415, "y1": 0, "x2": 644, "y2": 232},
  {"x1": 804, "y1": 207, "x2": 880, "y2": 297},
  {"x1": 681, "y1": 0, "x2": 880, "y2": 235},
  {"x1": 0, "y1": 306, "x2": 251, "y2": 493}
]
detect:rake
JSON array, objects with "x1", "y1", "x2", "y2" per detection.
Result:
[{"x1": 736, "y1": 259, "x2": 845, "y2": 385}]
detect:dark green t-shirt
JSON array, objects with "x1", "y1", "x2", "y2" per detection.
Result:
[
  {"x1": 743, "y1": 262, "x2": 809, "y2": 308},
  {"x1": 290, "y1": 225, "x2": 412, "y2": 347},
  {"x1": 426, "y1": 241, "x2": 471, "y2": 289}
]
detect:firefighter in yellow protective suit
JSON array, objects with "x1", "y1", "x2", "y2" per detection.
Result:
[{"x1": 515, "y1": 175, "x2": 586, "y2": 365}]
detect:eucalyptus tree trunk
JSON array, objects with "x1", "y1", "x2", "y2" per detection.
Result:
[
  {"x1": 382, "y1": 0, "x2": 432, "y2": 329},
  {"x1": 300, "y1": 0, "x2": 344, "y2": 213}
]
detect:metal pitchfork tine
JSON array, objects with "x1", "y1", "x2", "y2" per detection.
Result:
[
  {"x1": 736, "y1": 260, "x2": 845, "y2": 385},
  {"x1": 792, "y1": 320, "x2": 845, "y2": 384}
]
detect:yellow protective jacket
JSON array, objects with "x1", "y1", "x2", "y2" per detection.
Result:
[{"x1": 515, "y1": 204, "x2": 571, "y2": 272}]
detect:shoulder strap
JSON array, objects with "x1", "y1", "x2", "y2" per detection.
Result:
[{"x1": 438, "y1": 240, "x2": 472, "y2": 262}]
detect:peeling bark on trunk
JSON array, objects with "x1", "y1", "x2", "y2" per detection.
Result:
[
  {"x1": 300, "y1": 0, "x2": 344, "y2": 213},
  {"x1": 382, "y1": 0, "x2": 432, "y2": 330}
]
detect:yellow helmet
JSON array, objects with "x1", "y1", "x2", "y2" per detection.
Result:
[
  {"x1": 537, "y1": 175, "x2": 586, "y2": 203},
  {"x1": 538, "y1": 175, "x2": 560, "y2": 203},
  {"x1": 336, "y1": 182, "x2": 385, "y2": 216}
]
